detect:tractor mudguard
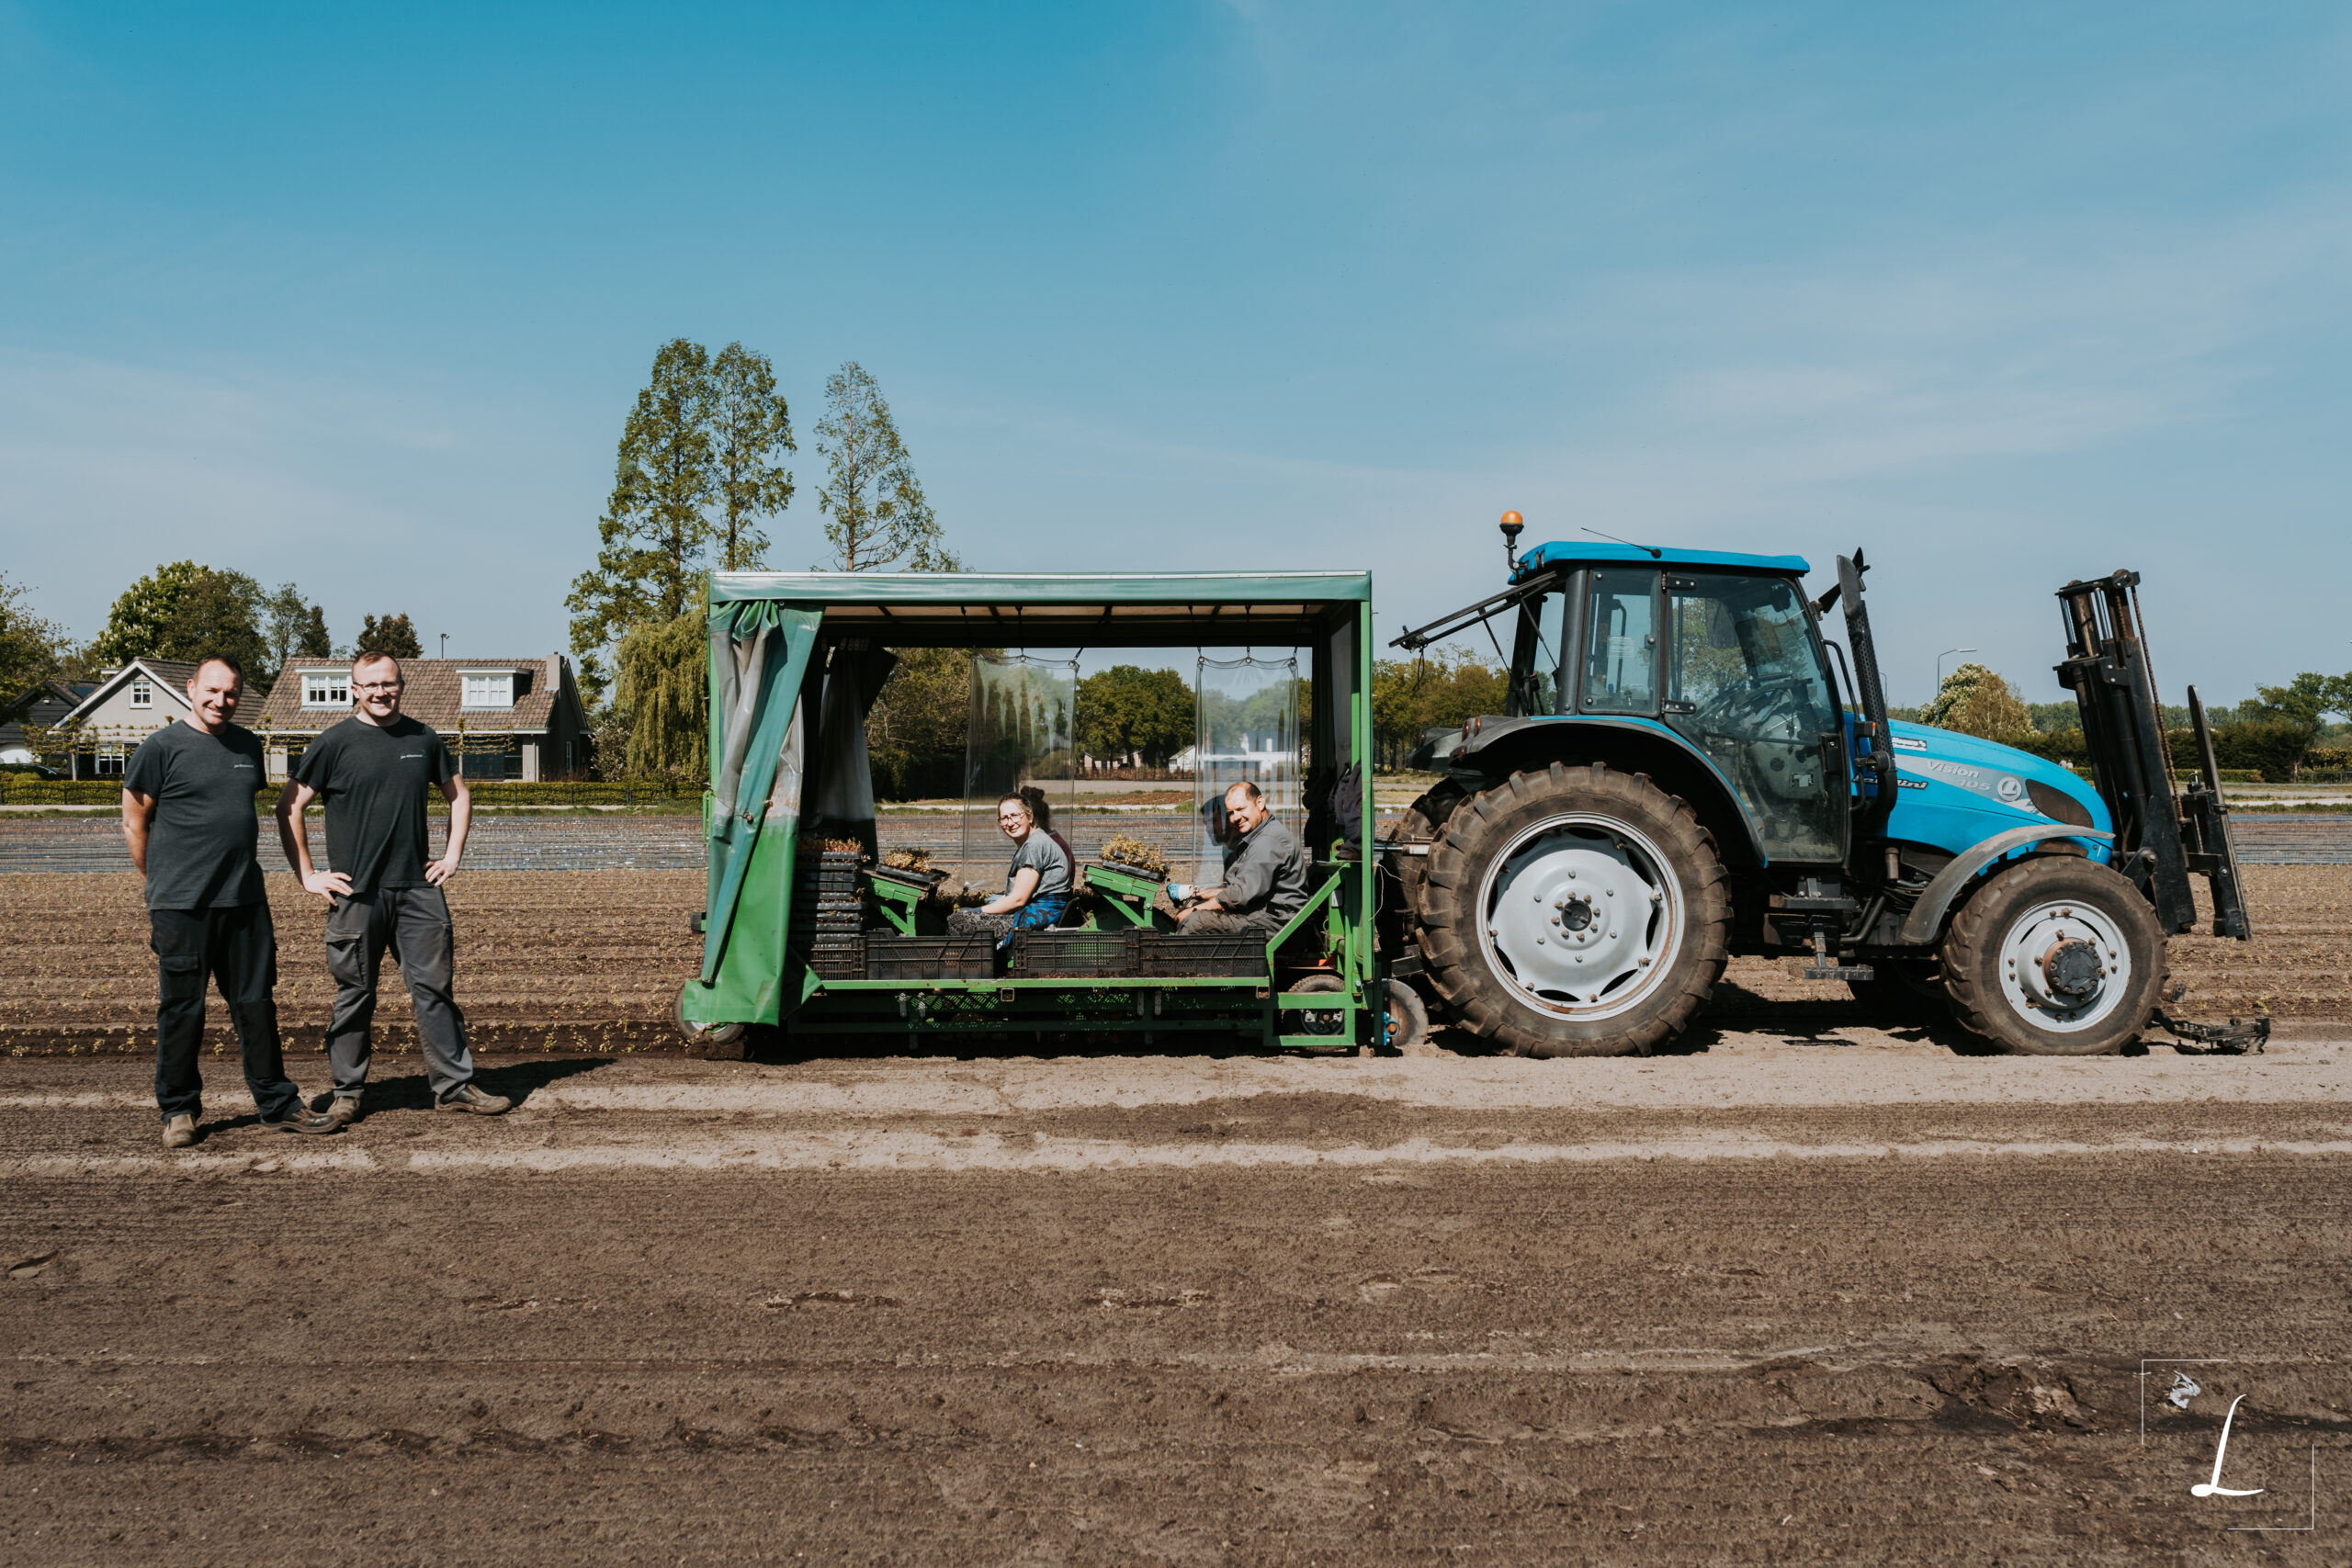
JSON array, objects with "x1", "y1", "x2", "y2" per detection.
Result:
[
  {"x1": 1449, "y1": 713, "x2": 1770, "y2": 868},
  {"x1": 1897, "y1": 822, "x2": 2115, "y2": 945}
]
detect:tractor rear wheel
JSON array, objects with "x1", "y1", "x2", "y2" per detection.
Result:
[
  {"x1": 1418, "y1": 762, "x2": 1730, "y2": 1057},
  {"x1": 1940, "y1": 856, "x2": 2165, "y2": 1055}
]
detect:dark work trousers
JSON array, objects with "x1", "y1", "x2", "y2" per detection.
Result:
[
  {"x1": 150, "y1": 904, "x2": 301, "y2": 1123},
  {"x1": 323, "y1": 886, "x2": 476, "y2": 1101},
  {"x1": 1180, "y1": 908, "x2": 1284, "y2": 937}
]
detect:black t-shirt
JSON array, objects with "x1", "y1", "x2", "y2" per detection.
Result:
[
  {"x1": 291, "y1": 716, "x2": 456, "y2": 893},
  {"x1": 122, "y1": 721, "x2": 268, "y2": 910}
]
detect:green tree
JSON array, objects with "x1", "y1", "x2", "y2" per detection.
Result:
[
  {"x1": 708, "y1": 341, "x2": 796, "y2": 571},
  {"x1": 86, "y1": 561, "x2": 210, "y2": 668},
  {"x1": 0, "y1": 573, "x2": 75, "y2": 720},
  {"x1": 1922, "y1": 661, "x2": 2030, "y2": 739},
  {"x1": 1076, "y1": 665, "x2": 1193, "y2": 766},
  {"x1": 1371, "y1": 648, "x2": 1508, "y2": 767},
  {"x1": 159, "y1": 570, "x2": 271, "y2": 681},
  {"x1": 814, "y1": 362, "x2": 955, "y2": 572},
  {"x1": 262, "y1": 584, "x2": 331, "y2": 685},
  {"x1": 356, "y1": 613, "x2": 424, "y2": 660},
  {"x1": 569, "y1": 338, "x2": 720, "y2": 700},
  {"x1": 612, "y1": 603, "x2": 708, "y2": 783}
]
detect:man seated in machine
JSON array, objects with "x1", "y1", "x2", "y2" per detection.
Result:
[{"x1": 1172, "y1": 780, "x2": 1308, "y2": 937}]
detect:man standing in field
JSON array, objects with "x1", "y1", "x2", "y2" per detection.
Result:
[
  {"x1": 1173, "y1": 779, "x2": 1309, "y2": 937},
  {"x1": 122, "y1": 654, "x2": 343, "y2": 1146},
  {"x1": 276, "y1": 651, "x2": 509, "y2": 1120}
]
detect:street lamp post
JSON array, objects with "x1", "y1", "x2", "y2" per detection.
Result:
[{"x1": 1935, "y1": 647, "x2": 1977, "y2": 703}]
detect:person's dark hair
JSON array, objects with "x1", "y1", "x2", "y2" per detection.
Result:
[
  {"x1": 1225, "y1": 779, "x2": 1264, "y2": 804},
  {"x1": 999, "y1": 785, "x2": 1054, "y2": 832},
  {"x1": 191, "y1": 653, "x2": 243, "y2": 684},
  {"x1": 351, "y1": 649, "x2": 402, "y2": 682}
]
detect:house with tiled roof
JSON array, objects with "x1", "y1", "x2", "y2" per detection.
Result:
[
  {"x1": 40, "y1": 660, "x2": 205, "y2": 778},
  {"x1": 252, "y1": 655, "x2": 592, "y2": 782}
]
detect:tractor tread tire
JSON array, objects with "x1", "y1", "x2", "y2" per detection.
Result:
[
  {"x1": 1940, "y1": 855, "x2": 2166, "y2": 1056},
  {"x1": 1419, "y1": 762, "x2": 1729, "y2": 1058}
]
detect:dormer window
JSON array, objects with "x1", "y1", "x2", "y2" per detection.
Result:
[
  {"x1": 130, "y1": 678, "x2": 153, "y2": 709},
  {"x1": 462, "y1": 671, "x2": 514, "y2": 709},
  {"x1": 301, "y1": 672, "x2": 349, "y2": 708}
]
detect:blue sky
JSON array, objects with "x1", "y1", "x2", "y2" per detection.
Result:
[{"x1": 4, "y1": 1, "x2": 2347, "y2": 704}]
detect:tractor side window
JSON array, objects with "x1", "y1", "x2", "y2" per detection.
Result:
[
  {"x1": 1664, "y1": 574, "x2": 1842, "y2": 863},
  {"x1": 1510, "y1": 587, "x2": 1568, "y2": 716},
  {"x1": 1581, "y1": 570, "x2": 1657, "y2": 715}
]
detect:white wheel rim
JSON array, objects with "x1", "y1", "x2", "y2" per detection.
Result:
[
  {"x1": 1476, "y1": 814, "x2": 1684, "y2": 1021},
  {"x1": 1995, "y1": 899, "x2": 2133, "y2": 1033}
]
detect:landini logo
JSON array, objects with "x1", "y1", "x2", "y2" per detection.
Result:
[{"x1": 2142, "y1": 1359, "x2": 2320, "y2": 1535}]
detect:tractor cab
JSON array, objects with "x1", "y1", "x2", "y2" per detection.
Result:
[{"x1": 1400, "y1": 541, "x2": 1849, "y2": 866}]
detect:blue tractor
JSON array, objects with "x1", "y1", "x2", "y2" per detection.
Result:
[{"x1": 1381, "y1": 518, "x2": 2261, "y2": 1057}]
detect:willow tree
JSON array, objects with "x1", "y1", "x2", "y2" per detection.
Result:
[{"x1": 613, "y1": 604, "x2": 708, "y2": 783}]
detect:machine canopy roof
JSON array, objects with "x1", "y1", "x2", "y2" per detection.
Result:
[{"x1": 707, "y1": 570, "x2": 1372, "y2": 647}]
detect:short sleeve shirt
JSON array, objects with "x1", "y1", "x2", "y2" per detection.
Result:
[
  {"x1": 290, "y1": 716, "x2": 455, "y2": 893},
  {"x1": 122, "y1": 722, "x2": 269, "y2": 910},
  {"x1": 1006, "y1": 830, "x2": 1072, "y2": 902}
]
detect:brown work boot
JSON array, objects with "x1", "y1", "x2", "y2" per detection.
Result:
[
  {"x1": 261, "y1": 1102, "x2": 343, "y2": 1135},
  {"x1": 162, "y1": 1114, "x2": 197, "y2": 1149},
  {"x1": 435, "y1": 1084, "x2": 511, "y2": 1116},
  {"x1": 321, "y1": 1094, "x2": 362, "y2": 1126}
]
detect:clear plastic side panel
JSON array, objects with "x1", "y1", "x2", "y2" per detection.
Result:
[
  {"x1": 1192, "y1": 655, "x2": 1302, "y2": 883},
  {"x1": 960, "y1": 656, "x2": 1078, "y2": 886}
]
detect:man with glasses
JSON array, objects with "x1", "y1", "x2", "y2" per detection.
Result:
[{"x1": 275, "y1": 651, "x2": 509, "y2": 1121}]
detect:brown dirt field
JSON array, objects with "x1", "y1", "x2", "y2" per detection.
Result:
[
  {"x1": 0, "y1": 871, "x2": 705, "y2": 1057},
  {"x1": 2, "y1": 1049, "x2": 2347, "y2": 1563},
  {"x1": 2, "y1": 866, "x2": 2343, "y2": 1058}
]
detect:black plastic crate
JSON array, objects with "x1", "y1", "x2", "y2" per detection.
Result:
[
  {"x1": 1136, "y1": 934, "x2": 1267, "y2": 977},
  {"x1": 1010, "y1": 929, "x2": 1139, "y2": 978},
  {"x1": 865, "y1": 934, "x2": 998, "y2": 981},
  {"x1": 795, "y1": 935, "x2": 865, "y2": 978}
]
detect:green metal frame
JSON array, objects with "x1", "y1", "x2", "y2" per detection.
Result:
[{"x1": 682, "y1": 570, "x2": 1380, "y2": 1050}]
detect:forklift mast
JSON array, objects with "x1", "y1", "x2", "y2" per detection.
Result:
[{"x1": 2053, "y1": 570, "x2": 2252, "y2": 940}]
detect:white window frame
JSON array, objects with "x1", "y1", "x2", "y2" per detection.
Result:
[
  {"x1": 301, "y1": 673, "x2": 350, "y2": 708},
  {"x1": 461, "y1": 671, "x2": 515, "y2": 709},
  {"x1": 129, "y1": 678, "x2": 152, "y2": 710}
]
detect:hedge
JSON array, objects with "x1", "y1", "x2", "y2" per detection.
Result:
[{"x1": 0, "y1": 775, "x2": 694, "y2": 808}]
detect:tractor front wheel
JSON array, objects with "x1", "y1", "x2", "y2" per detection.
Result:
[
  {"x1": 1418, "y1": 762, "x2": 1729, "y2": 1057},
  {"x1": 1940, "y1": 856, "x2": 2165, "y2": 1055}
]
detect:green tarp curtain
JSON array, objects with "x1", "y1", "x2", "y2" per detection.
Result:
[{"x1": 700, "y1": 603, "x2": 822, "y2": 983}]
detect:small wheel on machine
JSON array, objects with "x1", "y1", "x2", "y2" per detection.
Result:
[
  {"x1": 1283, "y1": 972, "x2": 1351, "y2": 1039},
  {"x1": 1939, "y1": 856, "x2": 2165, "y2": 1055},
  {"x1": 1381, "y1": 977, "x2": 1432, "y2": 1054},
  {"x1": 1847, "y1": 958, "x2": 1950, "y2": 1028},
  {"x1": 673, "y1": 979, "x2": 749, "y2": 1055},
  {"x1": 1418, "y1": 761, "x2": 1730, "y2": 1058}
]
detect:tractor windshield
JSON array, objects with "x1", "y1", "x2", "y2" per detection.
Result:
[{"x1": 1661, "y1": 573, "x2": 1843, "y2": 863}]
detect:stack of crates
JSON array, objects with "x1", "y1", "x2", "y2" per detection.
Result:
[{"x1": 792, "y1": 848, "x2": 865, "y2": 978}]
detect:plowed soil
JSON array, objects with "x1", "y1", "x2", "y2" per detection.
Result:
[{"x1": 3, "y1": 1047, "x2": 2348, "y2": 1563}]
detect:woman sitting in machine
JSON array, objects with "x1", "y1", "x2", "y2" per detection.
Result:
[{"x1": 947, "y1": 787, "x2": 1072, "y2": 940}]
